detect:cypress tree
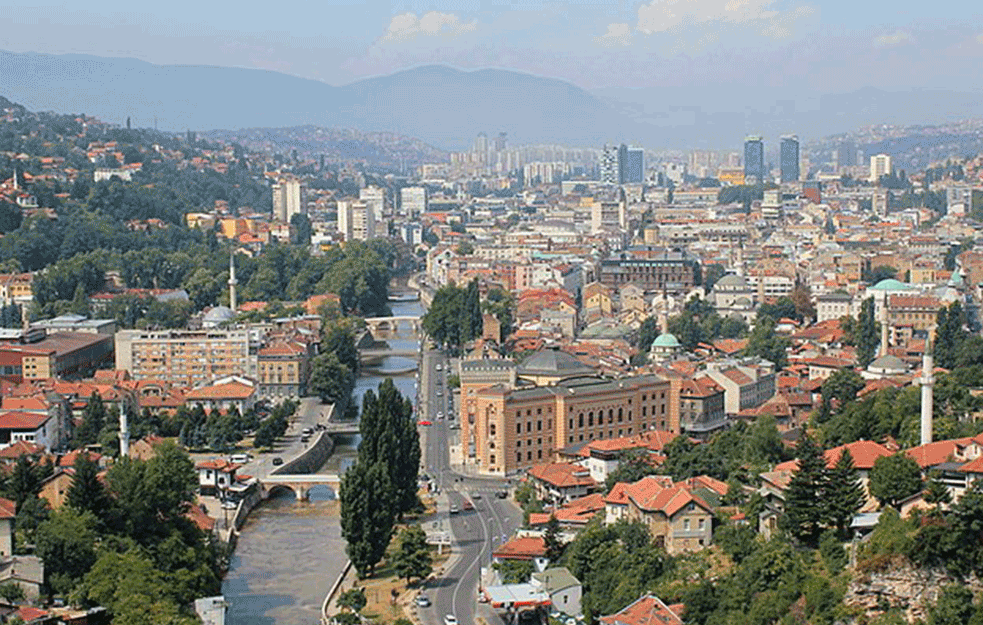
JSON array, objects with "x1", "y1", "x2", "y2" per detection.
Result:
[
  {"x1": 857, "y1": 297, "x2": 878, "y2": 368},
  {"x1": 826, "y1": 448, "x2": 865, "y2": 536},
  {"x1": 340, "y1": 459, "x2": 395, "y2": 578},
  {"x1": 784, "y1": 433, "x2": 828, "y2": 546}
]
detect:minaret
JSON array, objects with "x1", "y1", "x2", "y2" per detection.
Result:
[
  {"x1": 118, "y1": 405, "x2": 131, "y2": 458},
  {"x1": 920, "y1": 336, "x2": 934, "y2": 446},
  {"x1": 228, "y1": 250, "x2": 238, "y2": 312},
  {"x1": 879, "y1": 300, "x2": 890, "y2": 357}
]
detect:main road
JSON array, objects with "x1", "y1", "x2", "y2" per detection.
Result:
[
  {"x1": 417, "y1": 345, "x2": 522, "y2": 625},
  {"x1": 239, "y1": 396, "x2": 334, "y2": 478}
]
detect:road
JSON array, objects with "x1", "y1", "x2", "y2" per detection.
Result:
[
  {"x1": 241, "y1": 396, "x2": 334, "y2": 478},
  {"x1": 417, "y1": 345, "x2": 522, "y2": 625}
]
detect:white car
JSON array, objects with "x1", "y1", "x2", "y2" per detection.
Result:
[
  {"x1": 444, "y1": 616, "x2": 458, "y2": 625},
  {"x1": 436, "y1": 412, "x2": 444, "y2": 420}
]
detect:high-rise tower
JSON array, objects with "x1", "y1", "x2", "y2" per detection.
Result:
[
  {"x1": 780, "y1": 135, "x2": 800, "y2": 183},
  {"x1": 743, "y1": 136, "x2": 765, "y2": 185}
]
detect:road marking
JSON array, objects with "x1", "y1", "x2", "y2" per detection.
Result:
[{"x1": 452, "y1": 491, "x2": 489, "y2": 621}]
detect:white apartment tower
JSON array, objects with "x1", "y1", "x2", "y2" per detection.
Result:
[
  {"x1": 337, "y1": 200, "x2": 376, "y2": 241},
  {"x1": 869, "y1": 154, "x2": 893, "y2": 183},
  {"x1": 360, "y1": 186, "x2": 387, "y2": 218},
  {"x1": 400, "y1": 186, "x2": 427, "y2": 217},
  {"x1": 272, "y1": 177, "x2": 305, "y2": 222}
]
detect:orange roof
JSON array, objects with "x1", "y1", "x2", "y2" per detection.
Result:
[
  {"x1": 528, "y1": 493, "x2": 606, "y2": 526},
  {"x1": 0, "y1": 411, "x2": 50, "y2": 430},
  {"x1": 906, "y1": 438, "x2": 974, "y2": 469},
  {"x1": 528, "y1": 462, "x2": 596, "y2": 489},
  {"x1": 0, "y1": 440, "x2": 44, "y2": 460},
  {"x1": 493, "y1": 536, "x2": 547, "y2": 560},
  {"x1": 599, "y1": 594, "x2": 683, "y2": 625},
  {"x1": 186, "y1": 381, "x2": 255, "y2": 401},
  {"x1": 825, "y1": 440, "x2": 894, "y2": 470},
  {"x1": 58, "y1": 449, "x2": 102, "y2": 467},
  {"x1": 196, "y1": 458, "x2": 241, "y2": 473},
  {"x1": 0, "y1": 497, "x2": 15, "y2": 519},
  {"x1": 187, "y1": 504, "x2": 216, "y2": 532}
]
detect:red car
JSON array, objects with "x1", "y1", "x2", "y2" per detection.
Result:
[{"x1": 418, "y1": 420, "x2": 433, "y2": 426}]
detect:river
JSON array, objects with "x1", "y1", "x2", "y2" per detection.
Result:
[{"x1": 222, "y1": 298, "x2": 424, "y2": 625}]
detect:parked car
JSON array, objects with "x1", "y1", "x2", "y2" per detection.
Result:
[
  {"x1": 496, "y1": 490, "x2": 508, "y2": 499},
  {"x1": 449, "y1": 505, "x2": 460, "y2": 514},
  {"x1": 272, "y1": 457, "x2": 284, "y2": 466},
  {"x1": 444, "y1": 615, "x2": 458, "y2": 625},
  {"x1": 415, "y1": 594, "x2": 431, "y2": 608},
  {"x1": 418, "y1": 420, "x2": 433, "y2": 426}
]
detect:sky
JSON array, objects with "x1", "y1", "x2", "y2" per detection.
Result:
[{"x1": 3, "y1": 0, "x2": 983, "y2": 94}]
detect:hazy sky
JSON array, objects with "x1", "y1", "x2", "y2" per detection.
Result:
[{"x1": 3, "y1": 1, "x2": 983, "y2": 92}]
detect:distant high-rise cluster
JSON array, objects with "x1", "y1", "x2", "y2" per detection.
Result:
[
  {"x1": 780, "y1": 135, "x2": 800, "y2": 183},
  {"x1": 601, "y1": 143, "x2": 644, "y2": 184},
  {"x1": 743, "y1": 136, "x2": 765, "y2": 185},
  {"x1": 272, "y1": 176, "x2": 305, "y2": 222}
]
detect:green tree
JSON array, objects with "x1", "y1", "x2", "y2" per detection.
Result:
[
  {"x1": 73, "y1": 392, "x2": 107, "y2": 448},
  {"x1": 66, "y1": 452, "x2": 111, "y2": 523},
  {"x1": 339, "y1": 459, "x2": 395, "y2": 578},
  {"x1": 81, "y1": 548, "x2": 194, "y2": 625},
  {"x1": 35, "y1": 508, "x2": 99, "y2": 597},
  {"x1": 818, "y1": 530, "x2": 848, "y2": 574},
  {"x1": 494, "y1": 559, "x2": 534, "y2": 584},
  {"x1": 744, "y1": 316, "x2": 789, "y2": 369},
  {"x1": 357, "y1": 380, "x2": 420, "y2": 517},
  {"x1": 857, "y1": 297, "x2": 879, "y2": 368},
  {"x1": 391, "y1": 525, "x2": 433, "y2": 583},
  {"x1": 924, "y1": 471, "x2": 953, "y2": 509},
  {"x1": 790, "y1": 282, "x2": 816, "y2": 322},
  {"x1": 935, "y1": 302, "x2": 967, "y2": 370},
  {"x1": 868, "y1": 453, "x2": 923, "y2": 509},
  {"x1": 543, "y1": 514, "x2": 564, "y2": 563},
  {"x1": 336, "y1": 587, "x2": 367, "y2": 613},
  {"x1": 0, "y1": 581, "x2": 24, "y2": 603},
  {"x1": 308, "y1": 352, "x2": 355, "y2": 405},
  {"x1": 826, "y1": 448, "x2": 865, "y2": 535},
  {"x1": 928, "y1": 584, "x2": 976, "y2": 625},
  {"x1": 866, "y1": 265, "x2": 897, "y2": 284},
  {"x1": 820, "y1": 369, "x2": 865, "y2": 422},
  {"x1": 784, "y1": 433, "x2": 827, "y2": 546}
]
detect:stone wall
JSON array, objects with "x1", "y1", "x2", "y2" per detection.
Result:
[
  {"x1": 845, "y1": 561, "x2": 983, "y2": 623},
  {"x1": 271, "y1": 429, "x2": 335, "y2": 476}
]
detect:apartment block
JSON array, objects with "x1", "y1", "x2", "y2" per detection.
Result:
[{"x1": 115, "y1": 329, "x2": 251, "y2": 386}]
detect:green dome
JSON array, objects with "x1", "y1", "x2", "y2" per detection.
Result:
[
  {"x1": 651, "y1": 333, "x2": 682, "y2": 349},
  {"x1": 869, "y1": 278, "x2": 910, "y2": 291}
]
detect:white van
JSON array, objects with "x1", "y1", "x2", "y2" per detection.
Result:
[{"x1": 230, "y1": 454, "x2": 250, "y2": 464}]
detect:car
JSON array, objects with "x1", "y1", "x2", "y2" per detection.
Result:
[
  {"x1": 272, "y1": 457, "x2": 284, "y2": 466},
  {"x1": 415, "y1": 594, "x2": 431, "y2": 608},
  {"x1": 418, "y1": 420, "x2": 433, "y2": 426},
  {"x1": 496, "y1": 490, "x2": 508, "y2": 499},
  {"x1": 472, "y1": 492, "x2": 482, "y2": 499},
  {"x1": 302, "y1": 427, "x2": 314, "y2": 435},
  {"x1": 300, "y1": 435, "x2": 310, "y2": 443},
  {"x1": 436, "y1": 364, "x2": 443, "y2": 371},
  {"x1": 449, "y1": 505, "x2": 460, "y2": 514},
  {"x1": 436, "y1": 389, "x2": 443, "y2": 397},
  {"x1": 436, "y1": 411, "x2": 444, "y2": 420},
  {"x1": 462, "y1": 500, "x2": 474, "y2": 511},
  {"x1": 444, "y1": 615, "x2": 458, "y2": 625}
]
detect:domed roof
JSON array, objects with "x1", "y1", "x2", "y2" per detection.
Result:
[
  {"x1": 518, "y1": 348, "x2": 595, "y2": 376},
  {"x1": 869, "y1": 278, "x2": 911, "y2": 291},
  {"x1": 203, "y1": 306, "x2": 236, "y2": 325},
  {"x1": 868, "y1": 354, "x2": 908, "y2": 372},
  {"x1": 715, "y1": 274, "x2": 748, "y2": 289},
  {"x1": 651, "y1": 333, "x2": 682, "y2": 349}
]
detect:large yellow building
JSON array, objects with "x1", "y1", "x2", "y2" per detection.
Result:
[{"x1": 460, "y1": 350, "x2": 673, "y2": 476}]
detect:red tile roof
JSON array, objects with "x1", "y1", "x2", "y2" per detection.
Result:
[
  {"x1": 529, "y1": 493, "x2": 606, "y2": 527},
  {"x1": 906, "y1": 438, "x2": 974, "y2": 469},
  {"x1": 599, "y1": 594, "x2": 683, "y2": 625},
  {"x1": 186, "y1": 380, "x2": 255, "y2": 401},
  {"x1": 528, "y1": 462, "x2": 596, "y2": 489},
  {"x1": 493, "y1": 536, "x2": 547, "y2": 560},
  {"x1": 0, "y1": 411, "x2": 50, "y2": 430},
  {"x1": 0, "y1": 497, "x2": 15, "y2": 519},
  {"x1": 0, "y1": 440, "x2": 44, "y2": 459}
]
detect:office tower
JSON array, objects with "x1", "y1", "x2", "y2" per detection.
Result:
[
  {"x1": 272, "y1": 177, "x2": 304, "y2": 222},
  {"x1": 474, "y1": 132, "x2": 488, "y2": 155},
  {"x1": 869, "y1": 154, "x2": 892, "y2": 183},
  {"x1": 400, "y1": 186, "x2": 427, "y2": 216},
  {"x1": 337, "y1": 200, "x2": 376, "y2": 241},
  {"x1": 835, "y1": 140, "x2": 857, "y2": 168},
  {"x1": 780, "y1": 135, "x2": 800, "y2": 183},
  {"x1": 495, "y1": 132, "x2": 507, "y2": 152},
  {"x1": 625, "y1": 147, "x2": 644, "y2": 183},
  {"x1": 743, "y1": 136, "x2": 765, "y2": 184},
  {"x1": 601, "y1": 145, "x2": 619, "y2": 184},
  {"x1": 360, "y1": 186, "x2": 387, "y2": 218}
]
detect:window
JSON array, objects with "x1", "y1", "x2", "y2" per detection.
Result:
[
  {"x1": 527, "y1": 422, "x2": 532, "y2": 433},
  {"x1": 698, "y1": 518, "x2": 705, "y2": 530},
  {"x1": 578, "y1": 415, "x2": 584, "y2": 427},
  {"x1": 517, "y1": 453, "x2": 521, "y2": 463},
  {"x1": 569, "y1": 419, "x2": 574, "y2": 429},
  {"x1": 684, "y1": 519, "x2": 690, "y2": 531},
  {"x1": 537, "y1": 420, "x2": 542, "y2": 431},
  {"x1": 490, "y1": 455, "x2": 496, "y2": 465},
  {"x1": 527, "y1": 451, "x2": 532, "y2": 461},
  {"x1": 517, "y1": 441, "x2": 522, "y2": 448},
  {"x1": 517, "y1": 423, "x2": 522, "y2": 434}
]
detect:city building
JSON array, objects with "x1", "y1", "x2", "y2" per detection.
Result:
[
  {"x1": 337, "y1": 199, "x2": 376, "y2": 241},
  {"x1": 459, "y1": 350, "x2": 672, "y2": 475},
  {"x1": 256, "y1": 338, "x2": 312, "y2": 399},
  {"x1": 114, "y1": 328, "x2": 251, "y2": 386},
  {"x1": 743, "y1": 136, "x2": 765, "y2": 184},
  {"x1": 400, "y1": 186, "x2": 427, "y2": 216},
  {"x1": 780, "y1": 135, "x2": 800, "y2": 183},
  {"x1": 625, "y1": 147, "x2": 644, "y2": 184},
  {"x1": 600, "y1": 145, "x2": 619, "y2": 184},
  {"x1": 0, "y1": 333, "x2": 114, "y2": 382},
  {"x1": 869, "y1": 154, "x2": 893, "y2": 183},
  {"x1": 272, "y1": 177, "x2": 305, "y2": 222},
  {"x1": 599, "y1": 248, "x2": 700, "y2": 293},
  {"x1": 360, "y1": 186, "x2": 387, "y2": 219}
]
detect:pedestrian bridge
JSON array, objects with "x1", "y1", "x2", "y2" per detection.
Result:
[{"x1": 260, "y1": 474, "x2": 341, "y2": 501}]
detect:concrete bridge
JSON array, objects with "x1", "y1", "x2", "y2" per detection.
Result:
[
  {"x1": 260, "y1": 473, "x2": 341, "y2": 501},
  {"x1": 363, "y1": 315, "x2": 422, "y2": 337}
]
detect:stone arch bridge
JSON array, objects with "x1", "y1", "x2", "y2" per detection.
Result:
[
  {"x1": 363, "y1": 316, "x2": 422, "y2": 337},
  {"x1": 260, "y1": 474, "x2": 341, "y2": 501}
]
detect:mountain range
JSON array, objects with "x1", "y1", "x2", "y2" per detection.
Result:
[{"x1": 3, "y1": 49, "x2": 983, "y2": 151}]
